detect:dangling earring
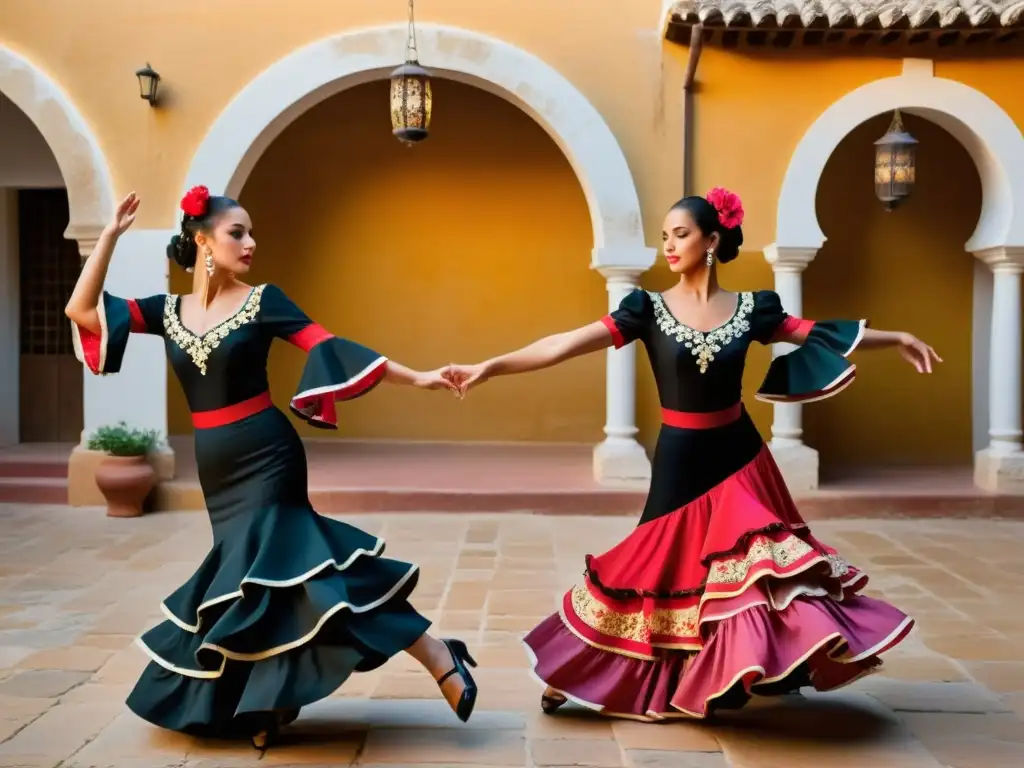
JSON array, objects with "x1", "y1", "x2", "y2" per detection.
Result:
[
  {"x1": 204, "y1": 247, "x2": 214, "y2": 277},
  {"x1": 706, "y1": 248, "x2": 714, "y2": 267}
]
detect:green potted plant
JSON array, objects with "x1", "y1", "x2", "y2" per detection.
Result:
[{"x1": 87, "y1": 422, "x2": 161, "y2": 517}]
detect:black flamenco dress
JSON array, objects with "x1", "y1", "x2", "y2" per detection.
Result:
[
  {"x1": 71, "y1": 283, "x2": 430, "y2": 737},
  {"x1": 524, "y1": 288, "x2": 914, "y2": 720}
]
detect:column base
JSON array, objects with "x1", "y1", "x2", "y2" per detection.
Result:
[
  {"x1": 768, "y1": 441, "x2": 819, "y2": 493},
  {"x1": 592, "y1": 436, "x2": 651, "y2": 489},
  {"x1": 974, "y1": 447, "x2": 1024, "y2": 494},
  {"x1": 68, "y1": 444, "x2": 175, "y2": 507}
]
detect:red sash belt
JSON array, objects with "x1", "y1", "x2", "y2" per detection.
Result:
[
  {"x1": 661, "y1": 403, "x2": 742, "y2": 430},
  {"x1": 191, "y1": 391, "x2": 273, "y2": 429}
]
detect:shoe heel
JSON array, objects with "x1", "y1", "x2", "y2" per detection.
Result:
[{"x1": 444, "y1": 638, "x2": 478, "y2": 668}]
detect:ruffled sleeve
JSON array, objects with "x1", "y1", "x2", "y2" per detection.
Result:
[
  {"x1": 600, "y1": 288, "x2": 651, "y2": 349},
  {"x1": 70, "y1": 292, "x2": 165, "y2": 376},
  {"x1": 751, "y1": 290, "x2": 867, "y2": 404},
  {"x1": 260, "y1": 284, "x2": 388, "y2": 429}
]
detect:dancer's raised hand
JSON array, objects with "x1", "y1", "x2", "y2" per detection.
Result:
[{"x1": 107, "y1": 192, "x2": 140, "y2": 237}]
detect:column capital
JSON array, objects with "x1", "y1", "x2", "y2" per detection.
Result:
[
  {"x1": 763, "y1": 243, "x2": 818, "y2": 273},
  {"x1": 591, "y1": 245, "x2": 657, "y2": 272},
  {"x1": 974, "y1": 246, "x2": 1024, "y2": 274},
  {"x1": 597, "y1": 265, "x2": 646, "y2": 285},
  {"x1": 65, "y1": 224, "x2": 106, "y2": 263}
]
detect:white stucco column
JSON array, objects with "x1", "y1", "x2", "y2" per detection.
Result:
[
  {"x1": 591, "y1": 247, "x2": 656, "y2": 487},
  {"x1": 974, "y1": 247, "x2": 1024, "y2": 493},
  {"x1": 763, "y1": 244, "x2": 819, "y2": 491},
  {"x1": 70, "y1": 229, "x2": 174, "y2": 505}
]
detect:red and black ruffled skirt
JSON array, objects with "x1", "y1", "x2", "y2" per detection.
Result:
[{"x1": 524, "y1": 406, "x2": 913, "y2": 721}]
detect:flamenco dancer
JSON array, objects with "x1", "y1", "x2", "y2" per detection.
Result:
[
  {"x1": 444, "y1": 188, "x2": 941, "y2": 720},
  {"x1": 65, "y1": 187, "x2": 480, "y2": 747}
]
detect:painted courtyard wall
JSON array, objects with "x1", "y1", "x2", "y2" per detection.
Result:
[{"x1": 1, "y1": 0, "x2": 1021, "y2": 468}]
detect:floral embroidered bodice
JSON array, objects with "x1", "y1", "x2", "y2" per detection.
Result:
[
  {"x1": 606, "y1": 289, "x2": 784, "y2": 413},
  {"x1": 71, "y1": 283, "x2": 387, "y2": 430},
  {"x1": 163, "y1": 285, "x2": 267, "y2": 377},
  {"x1": 649, "y1": 291, "x2": 755, "y2": 376},
  {"x1": 93, "y1": 283, "x2": 352, "y2": 415}
]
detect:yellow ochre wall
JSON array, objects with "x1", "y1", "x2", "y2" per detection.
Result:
[
  {"x1": 168, "y1": 80, "x2": 604, "y2": 440},
  {"x1": 5, "y1": 0, "x2": 1024, "y2": 463},
  {"x1": 805, "y1": 113, "x2": 979, "y2": 469}
]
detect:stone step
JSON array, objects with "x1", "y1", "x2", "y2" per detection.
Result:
[
  {"x1": 0, "y1": 459, "x2": 67, "y2": 479},
  {"x1": 0, "y1": 477, "x2": 68, "y2": 505},
  {"x1": 149, "y1": 480, "x2": 1024, "y2": 518}
]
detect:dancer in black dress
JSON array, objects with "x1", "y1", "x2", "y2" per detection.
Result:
[
  {"x1": 65, "y1": 187, "x2": 479, "y2": 748},
  {"x1": 444, "y1": 188, "x2": 941, "y2": 720}
]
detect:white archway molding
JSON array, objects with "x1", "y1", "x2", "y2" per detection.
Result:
[
  {"x1": 0, "y1": 45, "x2": 114, "y2": 245},
  {"x1": 182, "y1": 23, "x2": 655, "y2": 486},
  {"x1": 183, "y1": 23, "x2": 652, "y2": 264},
  {"x1": 768, "y1": 60, "x2": 1024, "y2": 494},
  {"x1": 777, "y1": 60, "x2": 1024, "y2": 254}
]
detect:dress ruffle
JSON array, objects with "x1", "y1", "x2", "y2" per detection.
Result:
[
  {"x1": 127, "y1": 510, "x2": 429, "y2": 736},
  {"x1": 289, "y1": 337, "x2": 388, "y2": 428},
  {"x1": 755, "y1": 319, "x2": 866, "y2": 404},
  {"x1": 70, "y1": 291, "x2": 133, "y2": 375},
  {"x1": 523, "y1": 444, "x2": 913, "y2": 721}
]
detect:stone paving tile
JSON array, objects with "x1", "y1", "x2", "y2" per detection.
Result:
[
  {"x1": 0, "y1": 505, "x2": 1023, "y2": 766},
  {"x1": 625, "y1": 752, "x2": 728, "y2": 768}
]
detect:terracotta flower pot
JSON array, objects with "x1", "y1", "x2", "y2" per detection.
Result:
[{"x1": 95, "y1": 455, "x2": 156, "y2": 518}]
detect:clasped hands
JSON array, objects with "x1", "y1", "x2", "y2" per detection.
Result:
[{"x1": 414, "y1": 363, "x2": 491, "y2": 398}]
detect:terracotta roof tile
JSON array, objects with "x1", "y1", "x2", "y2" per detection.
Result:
[{"x1": 667, "y1": 0, "x2": 1024, "y2": 28}]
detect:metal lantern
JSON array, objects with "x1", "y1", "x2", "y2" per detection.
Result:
[
  {"x1": 390, "y1": 0, "x2": 432, "y2": 144},
  {"x1": 874, "y1": 109, "x2": 918, "y2": 211},
  {"x1": 135, "y1": 63, "x2": 160, "y2": 106},
  {"x1": 390, "y1": 61, "x2": 432, "y2": 144}
]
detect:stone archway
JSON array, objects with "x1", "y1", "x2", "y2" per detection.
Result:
[
  {"x1": 176, "y1": 23, "x2": 656, "y2": 485},
  {"x1": 764, "y1": 59, "x2": 1024, "y2": 493},
  {"x1": 0, "y1": 45, "x2": 117, "y2": 489},
  {"x1": 0, "y1": 45, "x2": 114, "y2": 248}
]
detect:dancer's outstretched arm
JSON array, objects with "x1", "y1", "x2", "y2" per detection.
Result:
[
  {"x1": 771, "y1": 323, "x2": 942, "y2": 375},
  {"x1": 445, "y1": 320, "x2": 614, "y2": 395},
  {"x1": 384, "y1": 360, "x2": 459, "y2": 393}
]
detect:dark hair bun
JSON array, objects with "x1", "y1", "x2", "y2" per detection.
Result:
[
  {"x1": 166, "y1": 232, "x2": 197, "y2": 271},
  {"x1": 165, "y1": 193, "x2": 241, "y2": 272},
  {"x1": 716, "y1": 224, "x2": 744, "y2": 264}
]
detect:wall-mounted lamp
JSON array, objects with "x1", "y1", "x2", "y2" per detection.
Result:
[{"x1": 135, "y1": 63, "x2": 161, "y2": 107}]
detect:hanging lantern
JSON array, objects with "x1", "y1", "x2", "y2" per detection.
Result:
[
  {"x1": 390, "y1": 0, "x2": 432, "y2": 144},
  {"x1": 874, "y1": 109, "x2": 918, "y2": 211},
  {"x1": 390, "y1": 61, "x2": 432, "y2": 144}
]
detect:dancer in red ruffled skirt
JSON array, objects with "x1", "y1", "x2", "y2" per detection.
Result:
[{"x1": 443, "y1": 188, "x2": 941, "y2": 720}]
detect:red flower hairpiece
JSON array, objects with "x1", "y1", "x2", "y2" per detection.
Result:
[
  {"x1": 180, "y1": 185, "x2": 210, "y2": 218},
  {"x1": 706, "y1": 187, "x2": 744, "y2": 230}
]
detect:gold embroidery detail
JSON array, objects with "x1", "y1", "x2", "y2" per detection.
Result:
[
  {"x1": 650, "y1": 291, "x2": 754, "y2": 374},
  {"x1": 569, "y1": 535, "x2": 849, "y2": 646},
  {"x1": 163, "y1": 285, "x2": 265, "y2": 375},
  {"x1": 570, "y1": 585, "x2": 699, "y2": 645},
  {"x1": 706, "y1": 534, "x2": 816, "y2": 587}
]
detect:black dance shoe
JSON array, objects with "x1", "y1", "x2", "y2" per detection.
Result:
[
  {"x1": 541, "y1": 692, "x2": 567, "y2": 715},
  {"x1": 249, "y1": 708, "x2": 299, "y2": 751},
  {"x1": 436, "y1": 638, "x2": 479, "y2": 723},
  {"x1": 250, "y1": 723, "x2": 278, "y2": 752}
]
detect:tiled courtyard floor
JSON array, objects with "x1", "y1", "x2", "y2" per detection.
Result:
[{"x1": 0, "y1": 504, "x2": 1023, "y2": 767}]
